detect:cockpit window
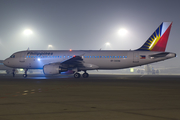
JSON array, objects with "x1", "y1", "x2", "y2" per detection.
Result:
[{"x1": 10, "y1": 55, "x2": 15, "y2": 58}]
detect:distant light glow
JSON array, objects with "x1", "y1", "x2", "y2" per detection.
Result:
[
  {"x1": 70, "y1": 49, "x2": 72, "y2": 51},
  {"x1": 73, "y1": 55, "x2": 76, "y2": 57},
  {"x1": 130, "y1": 68, "x2": 134, "y2": 72},
  {"x1": 106, "y1": 42, "x2": 110, "y2": 46},
  {"x1": 38, "y1": 58, "x2": 41, "y2": 61},
  {"x1": 118, "y1": 28, "x2": 128, "y2": 36},
  {"x1": 48, "y1": 45, "x2": 53, "y2": 48},
  {"x1": 23, "y1": 29, "x2": 33, "y2": 35}
]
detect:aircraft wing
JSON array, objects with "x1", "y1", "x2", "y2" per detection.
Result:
[
  {"x1": 47, "y1": 55, "x2": 84, "y2": 68},
  {"x1": 48, "y1": 55, "x2": 98, "y2": 70},
  {"x1": 61, "y1": 56, "x2": 83, "y2": 65}
]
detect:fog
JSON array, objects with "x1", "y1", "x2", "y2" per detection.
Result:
[{"x1": 0, "y1": 0, "x2": 180, "y2": 68}]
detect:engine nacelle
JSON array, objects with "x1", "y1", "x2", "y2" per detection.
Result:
[{"x1": 43, "y1": 64, "x2": 68, "y2": 75}]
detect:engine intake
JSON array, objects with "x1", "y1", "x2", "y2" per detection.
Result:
[{"x1": 43, "y1": 64, "x2": 68, "y2": 75}]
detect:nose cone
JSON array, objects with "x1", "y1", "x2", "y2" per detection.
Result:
[{"x1": 3, "y1": 58, "x2": 10, "y2": 67}]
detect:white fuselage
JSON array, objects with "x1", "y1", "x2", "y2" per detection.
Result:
[{"x1": 3, "y1": 50, "x2": 176, "y2": 71}]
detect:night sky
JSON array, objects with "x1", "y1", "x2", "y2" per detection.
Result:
[{"x1": 0, "y1": 0, "x2": 179, "y2": 67}]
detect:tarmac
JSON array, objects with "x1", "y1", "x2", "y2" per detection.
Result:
[{"x1": 0, "y1": 74, "x2": 180, "y2": 120}]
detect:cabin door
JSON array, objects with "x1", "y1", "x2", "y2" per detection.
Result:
[{"x1": 19, "y1": 52, "x2": 26, "y2": 62}]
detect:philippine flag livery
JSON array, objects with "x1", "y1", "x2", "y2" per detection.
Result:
[
  {"x1": 140, "y1": 55, "x2": 146, "y2": 59},
  {"x1": 137, "y1": 22, "x2": 172, "y2": 52}
]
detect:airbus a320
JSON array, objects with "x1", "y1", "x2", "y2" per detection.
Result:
[{"x1": 3, "y1": 22, "x2": 176, "y2": 78}]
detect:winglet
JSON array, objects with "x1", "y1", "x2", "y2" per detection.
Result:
[{"x1": 136, "y1": 22, "x2": 172, "y2": 52}]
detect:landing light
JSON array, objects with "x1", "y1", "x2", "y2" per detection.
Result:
[{"x1": 38, "y1": 58, "x2": 41, "y2": 61}]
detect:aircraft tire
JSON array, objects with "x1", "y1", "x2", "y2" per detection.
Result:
[
  {"x1": 82, "y1": 73, "x2": 89, "y2": 78},
  {"x1": 74, "y1": 73, "x2": 81, "y2": 78},
  {"x1": 23, "y1": 74, "x2": 27, "y2": 78}
]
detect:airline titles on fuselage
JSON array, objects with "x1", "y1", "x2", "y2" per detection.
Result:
[{"x1": 27, "y1": 52, "x2": 53, "y2": 56}]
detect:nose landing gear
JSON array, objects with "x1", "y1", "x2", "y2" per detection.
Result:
[
  {"x1": 12, "y1": 69, "x2": 15, "y2": 77},
  {"x1": 23, "y1": 69, "x2": 28, "y2": 78}
]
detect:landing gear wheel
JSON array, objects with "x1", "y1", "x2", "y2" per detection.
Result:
[
  {"x1": 82, "y1": 73, "x2": 89, "y2": 78},
  {"x1": 23, "y1": 74, "x2": 27, "y2": 78},
  {"x1": 74, "y1": 73, "x2": 81, "y2": 78}
]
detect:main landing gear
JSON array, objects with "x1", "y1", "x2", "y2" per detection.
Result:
[
  {"x1": 74, "y1": 71, "x2": 89, "y2": 78},
  {"x1": 23, "y1": 69, "x2": 28, "y2": 78}
]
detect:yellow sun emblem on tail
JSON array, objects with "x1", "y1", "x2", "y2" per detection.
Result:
[{"x1": 145, "y1": 27, "x2": 161, "y2": 51}]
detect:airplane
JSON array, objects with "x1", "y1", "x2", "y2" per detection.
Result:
[
  {"x1": 3, "y1": 22, "x2": 176, "y2": 78},
  {"x1": 0, "y1": 60, "x2": 18, "y2": 75}
]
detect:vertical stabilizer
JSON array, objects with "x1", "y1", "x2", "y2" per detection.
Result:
[{"x1": 137, "y1": 22, "x2": 172, "y2": 52}]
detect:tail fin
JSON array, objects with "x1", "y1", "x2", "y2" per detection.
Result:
[{"x1": 137, "y1": 22, "x2": 172, "y2": 52}]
